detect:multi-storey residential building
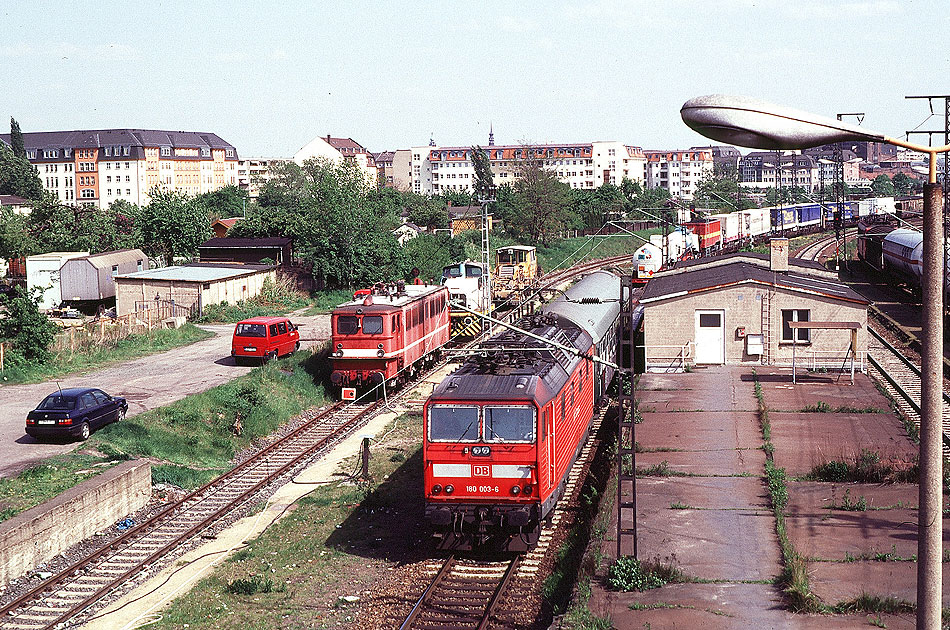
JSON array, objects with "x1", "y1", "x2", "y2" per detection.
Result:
[
  {"x1": 236, "y1": 157, "x2": 287, "y2": 199},
  {"x1": 0, "y1": 129, "x2": 239, "y2": 209},
  {"x1": 739, "y1": 152, "x2": 817, "y2": 192},
  {"x1": 294, "y1": 135, "x2": 378, "y2": 187},
  {"x1": 643, "y1": 150, "x2": 714, "y2": 200},
  {"x1": 690, "y1": 145, "x2": 742, "y2": 175},
  {"x1": 408, "y1": 141, "x2": 646, "y2": 195}
]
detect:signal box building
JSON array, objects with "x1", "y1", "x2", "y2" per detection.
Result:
[{"x1": 639, "y1": 240, "x2": 869, "y2": 370}]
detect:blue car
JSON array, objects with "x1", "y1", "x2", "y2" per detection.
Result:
[{"x1": 26, "y1": 387, "x2": 128, "y2": 442}]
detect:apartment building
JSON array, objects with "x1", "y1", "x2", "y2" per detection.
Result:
[
  {"x1": 408, "y1": 141, "x2": 646, "y2": 195},
  {"x1": 643, "y1": 149, "x2": 714, "y2": 200},
  {"x1": 0, "y1": 129, "x2": 239, "y2": 209},
  {"x1": 236, "y1": 157, "x2": 287, "y2": 199},
  {"x1": 294, "y1": 135, "x2": 378, "y2": 187}
]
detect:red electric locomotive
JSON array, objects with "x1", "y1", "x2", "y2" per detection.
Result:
[
  {"x1": 330, "y1": 282, "x2": 450, "y2": 393},
  {"x1": 424, "y1": 271, "x2": 623, "y2": 550}
]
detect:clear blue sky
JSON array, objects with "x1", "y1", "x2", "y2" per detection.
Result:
[{"x1": 2, "y1": 1, "x2": 947, "y2": 158}]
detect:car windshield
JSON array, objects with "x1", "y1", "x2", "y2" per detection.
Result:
[
  {"x1": 428, "y1": 406, "x2": 479, "y2": 442},
  {"x1": 484, "y1": 406, "x2": 535, "y2": 443},
  {"x1": 37, "y1": 394, "x2": 77, "y2": 411},
  {"x1": 362, "y1": 316, "x2": 383, "y2": 335},
  {"x1": 337, "y1": 315, "x2": 359, "y2": 335},
  {"x1": 235, "y1": 323, "x2": 266, "y2": 337}
]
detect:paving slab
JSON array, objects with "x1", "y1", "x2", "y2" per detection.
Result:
[
  {"x1": 787, "y1": 481, "x2": 918, "y2": 514},
  {"x1": 630, "y1": 477, "x2": 779, "y2": 581},
  {"x1": 637, "y1": 448, "x2": 766, "y2": 477},
  {"x1": 589, "y1": 581, "x2": 911, "y2": 629},
  {"x1": 756, "y1": 368, "x2": 891, "y2": 413},
  {"x1": 639, "y1": 366, "x2": 759, "y2": 412},
  {"x1": 808, "y1": 560, "x2": 950, "y2": 606},
  {"x1": 637, "y1": 411, "x2": 762, "y2": 451},
  {"x1": 770, "y1": 412, "x2": 917, "y2": 476}
]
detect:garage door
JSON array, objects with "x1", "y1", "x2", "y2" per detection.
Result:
[{"x1": 694, "y1": 310, "x2": 725, "y2": 364}]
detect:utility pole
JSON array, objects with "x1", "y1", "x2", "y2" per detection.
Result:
[{"x1": 835, "y1": 113, "x2": 865, "y2": 271}]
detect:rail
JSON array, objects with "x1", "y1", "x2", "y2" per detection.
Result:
[{"x1": 643, "y1": 342, "x2": 692, "y2": 372}]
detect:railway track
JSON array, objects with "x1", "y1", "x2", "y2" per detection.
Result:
[{"x1": 399, "y1": 556, "x2": 519, "y2": 630}]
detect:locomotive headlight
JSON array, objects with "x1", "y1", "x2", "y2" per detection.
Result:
[
  {"x1": 510, "y1": 485, "x2": 521, "y2": 496},
  {"x1": 444, "y1": 485, "x2": 454, "y2": 495},
  {"x1": 336, "y1": 343, "x2": 343, "y2": 349},
  {"x1": 431, "y1": 484, "x2": 442, "y2": 495},
  {"x1": 377, "y1": 343, "x2": 384, "y2": 349},
  {"x1": 523, "y1": 484, "x2": 533, "y2": 496},
  {"x1": 471, "y1": 446, "x2": 491, "y2": 457},
  {"x1": 377, "y1": 349, "x2": 385, "y2": 357}
]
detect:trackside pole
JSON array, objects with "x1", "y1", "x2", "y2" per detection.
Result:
[{"x1": 617, "y1": 275, "x2": 638, "y2": 559}]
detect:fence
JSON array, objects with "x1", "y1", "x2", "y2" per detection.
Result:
[
  {"x1": 51, "y1": 306, "x2": 189, "y2": 356},
  {"x1": 643, "y1": 342, "x2": 693, "y2": 373}
]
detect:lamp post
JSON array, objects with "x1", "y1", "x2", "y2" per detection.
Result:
[{"x1": 682, "y1": 94, "x2": 949, "y2": 629}]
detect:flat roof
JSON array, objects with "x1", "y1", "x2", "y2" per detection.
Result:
[{"x1": 115, "y1": 264, "x2": 273, "y2": 283}]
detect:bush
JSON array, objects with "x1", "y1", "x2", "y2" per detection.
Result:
[
  {"x1": 225, "y1": 574, "x2": 281, "y2": 595},
  {"x1": 606, "y1": 556, "x2": 666, "y2": 592}
]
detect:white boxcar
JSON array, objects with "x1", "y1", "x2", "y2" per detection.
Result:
[
  {"x1": 740, "y1": 207, "x2": 771, "y2": 240},
  {"x1": 859, "y1": 197, "x2": 896, "y2": 216},
  {"x1": 26, "y1": 252, "x2": 89, "y2": 310},
  {"x1": 710, "y1": 213, "x2": 741, "y2": 245}
]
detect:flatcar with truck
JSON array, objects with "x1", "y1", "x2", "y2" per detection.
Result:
[
  {"x1": 329, "y1": 282, "x2": 450, "y2": 394},
  {"x1": 423, "y1": 270, "x2": 636, "y2": 551}
]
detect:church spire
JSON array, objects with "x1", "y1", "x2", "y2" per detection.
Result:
[{"x1": 488, "y1": 123, "x2": 494, "y2": 147}]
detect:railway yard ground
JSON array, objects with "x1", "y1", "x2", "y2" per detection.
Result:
[{"x1": 587, "y1": 366, "x2": 930, "y2": 630}]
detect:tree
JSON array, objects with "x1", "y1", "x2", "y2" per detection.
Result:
[
  {"x1": 871, "y1": 174, "x2": 895, "y2": 197},
  {"x1": 0, "y1": 286, "x2": 58, "y2": 366},
  {"x1": 404, "y1": 192, "x2": 448, "y2": 230},
  {"x1": 509, "y1": 157, "x2": 575, "y2": 245},
  {"x1": 572, "y1": 184, "x2": 626, "y2": 232},
  {"x1": 438, "y1": 190, "x2": 474, "y2": 207},
  {"x1": 0, "y1": 207, "x2": 32, "y2": 258},
  {"x1": 891, "y1": 172, "x2": 915, "y2": 195},
  {"x1": 0, "y1": 145, "x2": 43, "y2": 200},
  {"x1": 9, "y1": 118, "x2": 25, "y2": 158},
  {"x1": 692, "y1": 172, "x2": 756, "y2": 212},
  {"x1": 195, "y1": 185, "x2": 248, "y2": 220},
  {"x1": 137, "y1": 188, "x2": 211, "y2": 263},
  {"x1": 471, "y1": 146, "x2": 494, "y2": 202}
]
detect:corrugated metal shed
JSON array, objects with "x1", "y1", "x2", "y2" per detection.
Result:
[{"x1": 116, "y1": 264, "x2": 273, "y2": 282}]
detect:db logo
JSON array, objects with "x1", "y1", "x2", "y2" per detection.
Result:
[{"x1": 473, "y1": 465, "x2": 490, "y2": 477}]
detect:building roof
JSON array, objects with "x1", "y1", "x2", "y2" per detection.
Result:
[
  {"x1": 64, "y1": 249, "x2": 147, "y2": 270},
  {"x1": 0, "y1": 194, "x2": 31, "y2": 206},
  {"x1": 325, "y1": 136, "x2": 368, "y2": 154},
  {"x1": 448, "y1": 205, "x2": 483, "y2": 219},
  {"x1": 667, "y1": 252, "x2": 834, "y2": 279},
  {"x1": 0, "y1": 129, "x2": 238, "y2": 162},
  {"x1": 115, "y1": 263, "x2": 274, "y2": 283},
  {"x1": 640, "y1": 261, "x2": 868, "y2": 305},
  {"x1": 199, "y1": 237, "x2": 292, "y2": 249},
  {"x1": 372, "y1": 151, "x2": 395, "y2": 163}
]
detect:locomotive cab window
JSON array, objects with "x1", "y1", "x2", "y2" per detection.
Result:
[
  {"x1": 484, "y1": 406, "x2": 535, "y2": 443},
  {"x1": 428, "y1": 405, "x2": 479, "y2": 442},
  {"x1": 362, "y1": 316, "x2": 383, "y2": 335},
  {"x1": 337, "y1": 316, "x2": 359, "y2": 335}
]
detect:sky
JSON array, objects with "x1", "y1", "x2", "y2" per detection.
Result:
[{"x1": 2, "y1": 1, "x2": 949, "y2": 158}]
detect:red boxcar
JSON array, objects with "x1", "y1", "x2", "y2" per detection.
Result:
[
  {"x1": 682, "y1": 218, "x2": 722, "y2": 251},
  {"x1": 330, "y1": 283, "x2": 450, "y2": 392}
]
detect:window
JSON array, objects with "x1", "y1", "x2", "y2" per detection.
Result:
[
  {"x1": 428, "y1": 405, "x2": 479, "y2": 442},
  {"x1": 226, "y1": 149, "x2": 234, "y2": 157},
  {"x1": 781, "y1": 309, "x2": 810, "y2": 342},
  {"x1": 277, "y1": 321, "x2": 287, "y2": 335},
  {"x1": 161, "y1": 146, "x2": 171, "y2": 157},
  {"x1": 235, "y1": 323, "x2": 266, "y2": 337},
  {"x1": 337, "y1": 315, "x2": 359, "y2": 335},
  {"x1": 137, "y1": 260, "x2": 144, "y2": 271},
  {"x1": 269, "y1": 324, "x2": 279, "y2": 337},
  {"x1": 484, "y1": 406, "x2": 535, "y2": 442},
  {"x1": 362, "y1": 316, "x2": 383, "y2": 334}
]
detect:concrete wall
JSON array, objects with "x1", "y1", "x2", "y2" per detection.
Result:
[
  {"x1": 115, "y1": 268, "x2": 277, "y2": 317},
  {"x1": 0, "y1": 460, "x2": 151, "y2": 585},
  {"x1": 643, "y1": 284, "x2": 867, "y2": 368}
]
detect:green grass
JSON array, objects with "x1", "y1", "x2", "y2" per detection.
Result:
[
  {"x1": 1, "y1": 323, "x2": 214, "y2": 385},
  {"x1": 194, "y1": 278, "x2": 309, "y2": 323},
  {"x1": 297, "y1": 289, "x2": 355, "y2": 315},
  {"x1": 803, "y1": 450, "x2": 918, "y2": 484},
  {"x1": 89, "y1": 348, "x2": 331, "y2": 482},
  {"x1": 534, "y1": 228, "x2": 663, "y2": 276}
]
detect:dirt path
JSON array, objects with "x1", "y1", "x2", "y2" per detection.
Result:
[{"x1": 0, "y1": 315, "x2": 330, "y2": 479}]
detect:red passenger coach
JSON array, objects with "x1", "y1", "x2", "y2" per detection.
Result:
[{"x1": 330, "y1": 282, "x2": 450, "y2": 393}]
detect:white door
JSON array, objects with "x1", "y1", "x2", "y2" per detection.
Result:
[{"x1": 694, "y1": 310, "x2": 725, "y2": 364}]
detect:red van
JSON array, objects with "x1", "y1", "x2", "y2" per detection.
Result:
[{"x1": 231, "y1": 316, "x2": 300, "y2": 364}]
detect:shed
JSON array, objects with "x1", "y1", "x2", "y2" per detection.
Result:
[
  {"x1": 26, "y1": 252, "x2": 89, "y2": 311},
  {"x1": 198, "y1": 238, "x2": 292, "y2": 265},
  {"x1": 393, "y1": 222, "x2": 423, "y2": 246},
  {"x1": 60, "y1": 249, "x2": 148, "y2": 302},
  {"x1": 114, "y1": 263, "x2": 277, "y2": 318},
  {"x1": 211, "y1": 217, "x2": 242, "y2": 238},
  {"x1": 448, "y1": 205, "x2": 492, "y2": 235},
  {"x1": 639, "y1": 240, "x2": 869, "y2": 371}
]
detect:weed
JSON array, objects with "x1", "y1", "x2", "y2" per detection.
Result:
[
  {"x1": 803, "y1": 400, "x2": 831, "y2": 413},
  {"x1": 832, "y1": 593, "x2": 914, "y2": 614},
  {"x1": 225, "y1": 573, "x2": 284, "y2": 595},
  {"x1": 839, "y1": 489, "x2": 868, "y2": 512},
  {"x1": 868, "y1": 614, "x2": 887, "y2": 628},
  {"x1": 637, "y1": 461, "x2": 678, "y2": 477},
  {"x1": 670, "y1": 502, "x2": 691, "y2": 510},
  {"x1": 606, "y1": 556, "x2": 667, "y2": 592},
  {"x1": 805, "y1": 450, "x2": 917, "y2": 484}
]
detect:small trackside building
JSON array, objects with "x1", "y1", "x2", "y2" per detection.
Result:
[
  {"x1": 639, "y1": 239, "x2": 869, "y2": 370},
  {"x1": 114, "y1": 263, "x2": 276, "y2": 318}
]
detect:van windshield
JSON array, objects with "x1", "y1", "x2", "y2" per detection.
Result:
[{"x1": 235, "y1": 323, "x2": 266, "y2": 337}]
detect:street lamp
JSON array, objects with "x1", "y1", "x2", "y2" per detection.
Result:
[{"x1": 682, "y1": 94, "x2": 949, "y2": 630}]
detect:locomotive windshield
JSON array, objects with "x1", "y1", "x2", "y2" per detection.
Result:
[
  {"x1": 428, "y1": 405, "x2": 479, "y2": 442},
  {"x1": 362, "y1": 316, "x2": 383, "y2": 334},
  {"x1": 464, "y1": 264, "x2": 483, "y2": 277},
  {"x1": 337, "y1": 316, "x2": 359, "y2": 335},
  {"x1": 484, "y1": 406, "x2": 535, "y2": 443},
  {"x1": 442, "y1": 265, "x2": 463, "y2": 279}
]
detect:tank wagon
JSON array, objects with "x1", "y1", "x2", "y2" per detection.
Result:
[
  {"x1": 330, "y1": 282, "x2": 450, "y2": 393},
  {"x1": 423, "y1": 271, "x2": 630, "y2": 550}
]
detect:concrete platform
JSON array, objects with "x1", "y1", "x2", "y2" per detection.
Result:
[
  {"x1": 808, "y1": 561, "x2": 950, "y2": 606},
  {"x1": 637, "y1": 448, "x2": 765, "y2": 476},
  {"x1": 639, "y1": 367, "x2": 759, "y2": 412},
  {"x1": 756, "y1": 368, "x2": 892, "y2": 413},
  {"x1": 636, "y1": 411, "x2": 762, "y2": 451},
  {"x1": 770, "y1": 412, "x2": 917, "y2": 476}
]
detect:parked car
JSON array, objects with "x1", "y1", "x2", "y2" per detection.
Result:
[
  {"x1": 231, "y1": 316, "x2": 300, "y2": 364},
  {"x1": 26, "y1": 387, "x2": 128, "y2": 441}
]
